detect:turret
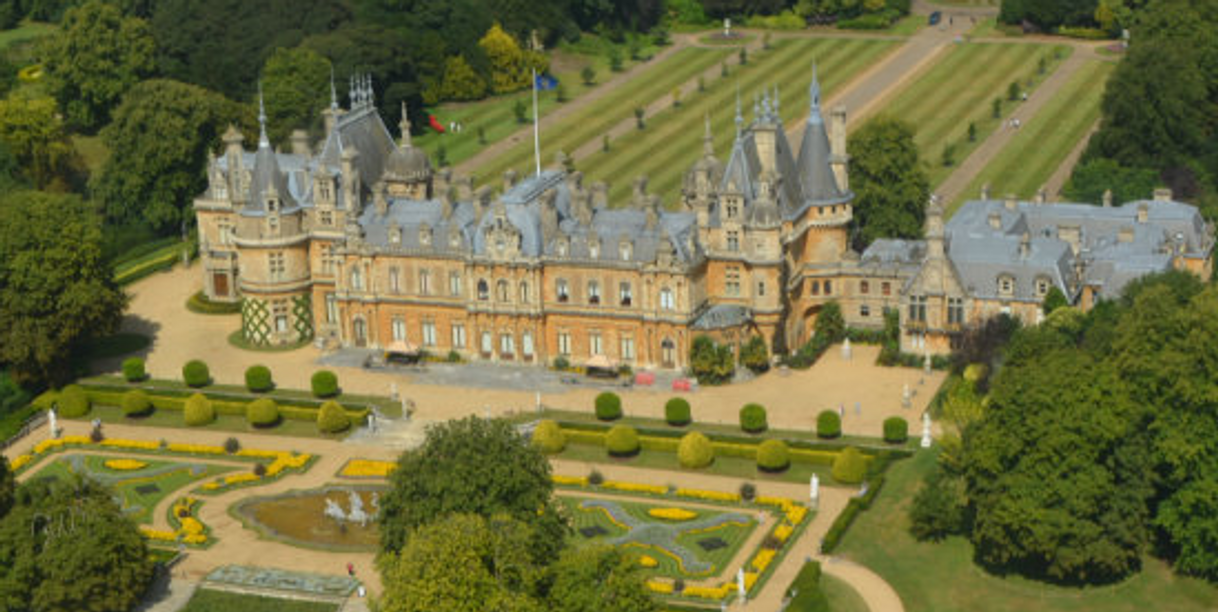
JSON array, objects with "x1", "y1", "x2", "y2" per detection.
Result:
[
  {"x1": 342, "y1": 145, "x2": 361, "y2": 215},
  {"x1": 222, "y1": 124, "x2": 245, "y2": 203}
]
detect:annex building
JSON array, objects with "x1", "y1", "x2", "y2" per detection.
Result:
[{"x1": 194, "y1": 72, "x2": 1213, "y2": 369}]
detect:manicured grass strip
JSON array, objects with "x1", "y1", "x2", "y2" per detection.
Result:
[
  {"x1": 578, "y1": 37, "x2": 897, "y2": 206},
  {"x1": 822, "y1": 573, "x2": 870, "y2": 612},
  {"x1": 950, "y1": 60, "x2": 1114, "y2": 213},
  {"x1": 556, "y1": 442, "x2": 837, "y2": 483},
  {"x1": 834, "y1": 449, "x2": 1218, "y2": 612},
  {"x1": 181, "y1": 589, "x2": 339, "y2": 612}
]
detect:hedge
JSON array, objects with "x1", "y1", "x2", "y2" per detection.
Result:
[
  {"x1": 311, "y1": 370, "x2": 339, "y2": 398},
  {"x1": 605, "y1": 425, "x2": 639, "y2": 457},
  {"x1": 757, "y1": 439, "x2": 790, "y2": 472},
  {"x1": 664, "y1": 397, "x2": 691, "y2": 426},
  {"x1": 58, "y1": 385, "x2": 90, "y2": 418},
  {"x1": 244, "y1": 365, "x2": 273, "y2": 393},
  {"x1": 121, "y1": 390, "x2": 152, "y2": 417},
  {"x1": 246, "y1": 398, "x2": 280, "y2": 427},
  {"x1": 831, "y1": 447, "x2": 867, "y2": 484},
  {"x1": 184, "y1": 393, "x2": 215, "y2": 426},
  {"x1": 186, "y1": 290, "x2": 242, "y2": 315},
  {"x1": 121, "y1": 357, "x2": 145, "y2": 383},
  {"x1": 816, "y1": 410, "x2": 841, "y2": 439},
  {"x1": 677, "y1": 432, "x2": 713, "y2": 468},
  {"x1": 883, "y1": 416, "x2": 908, "y2": 444},
  {"x1": 182, "y1": 360, "x2": 210, "y2": 388},
  {"x1": 72, "y1": 385, "x2": 367, "y2": 428},
  {"x1": 821, "y1": 452, "x2": 896, "y2": 553},
  {"x1": 595, "y1": 392, "x2": 622, "y2": 421},
  {"x1": 317, "y1": 400, "x2": 350, "y2": 434},
  {"x1": 532, "y1": 419, "x2": 566, "y2": 454},
  {"x1": 739, "y1": 403, "x2": 767, "y2": 433},
  {"x1": 784, "y1": 560, "x2": 829, "y2": 612}
]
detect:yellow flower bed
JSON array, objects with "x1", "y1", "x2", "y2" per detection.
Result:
[
  {"x1": 647, "y1": 507, "x2": 698, "y2": 521},
  {"x1": 179, "y1": 517, "x2": 205, "y2": 536},
  {"x1": 751, "y1": 548, "x2": 776, "y2": 573},
  {"x1": 10, "y1": 455, "x2": 32, "y2": 471},
  {"x1": 773, "y1": 523, "x2": 794, "y2": 543},
  {"x1": 166, "y1": 443, "x2": 226, "y2": 455},
  {"x1": 682, "y1": 583, "x2": 732, "y2": 600},
  {"x1": 340, "y1": 459, "x2": 397, "y2": 478},
  {"x1": 550, "y1": 474, "x2": 587, "y2": 487},
  {"x1": 602, "y1": 480, "x2": 667, "y2": 495},
  {"x1": 645, "y1": 579, "x2": 673, "y2": 594},
  {"x1": 104, "y1": 459, "x2": 148, "y2": 471},
  {"x1": 786, "y1": 505, "x2": 808, "y2": 525},
  {"x1": 745, "y1": 571, "x2": 758, "y2": 591},
  {"x1": 100, "y1": 439, "x2": 161, "y2": 451},
  {"x1": 675, "y1": 488, "x2": 740, "y2": 502},
  {"x1": 140, "y1": 526, "x2": 178, "y2": 542},
  {"x1": 638, "y1": 554, "x2": 659, "y2": 568},
  {"x1": 235, "y1": 449, "x2": 282, "y2": 459},
  {"x1": 32, "y1": 436, "x2": 89, "y2": 455}
]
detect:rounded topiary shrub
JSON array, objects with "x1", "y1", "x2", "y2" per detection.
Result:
[
  {"x1": 57, "y1": 384, "x2": 90, "y2": 418},
  {"x1": 884, "y1": 416, "x2": 909, "y2": 444},
  {"x1": 121, "y1": 357, "x2": 145, "y2": 382},
  {"x1": 121, "y1": 389, "x2": 152, "y2": 417},
  {"x1": 246, "y1": 398, "x2": 280, "y2": 428},
  {"x1": 311, "y1": 370, "x2": 339, "y2": 398},
  {"x1": 244, "y1": 365, "x2": 273, "y2": 393},
  {"x1": 595, "y1": 392, "x2": 622, "y2": 421},
  {"x1": 182, "y1": 360, "x2": 210, "y2": 388},
  {"x1": 531, "y1": 419, "x2": 566, "y2": 454},
  {"x1": 316, "y1": 400, "x2": 350, "y2": 434},
  {"x1": 665, "y1": 397, "x2": 691, "y2": 426},
  {"x1": 605, "y1": 424, "x2": 639, "y2": 457},
  {"x1": 817, "y1": 410, "x2": 841, "y2": 439},
  {"x1": 677, "y1": 431, "x2": 714, "y2": 468},
  {"x1": 739, "y1": 403, "x2": 768, "y2": 434},
  {"x1": 756, "y1": 439, "x2": 790, "y2": 472},
  {"x1": 184, "y1": 393, "x2": 215, "y2": 426},
  {"x1": 832, "y1": 446, "x2": 867, "y2": 484}
]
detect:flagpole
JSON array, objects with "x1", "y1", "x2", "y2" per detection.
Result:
[{"x1": 532, "y1": 67, "x2": 541, "y2": 177}]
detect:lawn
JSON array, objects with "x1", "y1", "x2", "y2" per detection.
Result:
[
  {"x1": 73, "y1": 403, "x2": 348, "y2": 440},
  {"x1": 822, "y1": 573, "x2": 869, "y2": 612},
  {"x1": 559, "y1": 494, "x2": 758, "y2": 579},
  {"x1": 577, "y1": 36, "x2": 898, "y2": 206},
  {"x1": 875, "y1": 41, "x2": 1071, "y2": 188},
  {"x1": 556, "y1": 442, "x2": 840, "y2": 484},
  {"x1": 26, "y1": 453, "x2": 234, "y2": 524},
  {"x1": 181, "y1": 589, "x2": 339, "y2": 612},
  {"x1": 950, "y1": 60, "x2": 1115, "y2": 212},
  {"x1": 834, "y1": 449, "x2": 1218, "y2": 612}
]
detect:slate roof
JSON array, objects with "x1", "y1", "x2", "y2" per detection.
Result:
[{"x1": 691, "y1": 304, "x2": 752, "y2": 330}]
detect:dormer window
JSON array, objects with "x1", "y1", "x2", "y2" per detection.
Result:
[
  {"x1": 556, "y1": 238, "x2": 569, "y2": 257},
  {"x1": 619, "y1": 240, "x2": 632, "y2": 261},
  {"x1": 589, "y1": 239, "x2": 600, "y2": 260},
  {"x1": 1035, "y1": 277, "x2": 1051, "y2": 297},
  {"x1": 660, "y1": 287, "x2": 674, "y2": 310},
  {"x1": 389, "y1": 224, "x2": 401, "y2": 245},
  {"x1": 449, "y1": 229, "x2": 461, "y2": 248},
  {"x1": 998, "y1": 274, "x2": 1015, "y2": 296},
  {"x1": 419, "y1": 225, "x2": 432, "y2": 247},
  {"x1": 726, "y1": 201, "x2": 738, "y2": 218}
]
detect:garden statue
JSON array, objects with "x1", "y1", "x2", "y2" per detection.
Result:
[
  {"x1": 841, "y1": 338, "x2": 852, "y2": 360},
  {"x1": 736, "y1": 567, "x2": 746, "y2": 601},
  {"x1": 921, "y1": 412, "x2": 932, "y2": 448},
  {"x1": 724, "y1": 18, "x2": 731, "y2": 38},
  {"x1": 324, "y1": 498, "x2": 347, "y2": 523},
  {"x1": 923, "y1": 352, "x2": 932, "y2": 375},
  {"x1": 401, "y1": 397, "x2": 410, "y2": 422},
  {"x1": 536, "y1": 391, "x2": 542, "y2": 413},
  {"x1": 902, "y1": 383, "x2": 911, "y2": 409},
  {"x1": 347, "y1": 491, "x2": 370, "y2": 527},
  {"x1": 810, "y1": 474, "x2": 819, "y2": 509},
  {"x1": 47, "y1": 407, "x2": 58, "y2": 440}
]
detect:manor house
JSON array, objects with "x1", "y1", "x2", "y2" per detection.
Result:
[{"x1": 194, "y1": 72, "x2": 1213, "y2": 369}]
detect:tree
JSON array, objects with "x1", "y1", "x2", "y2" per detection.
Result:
[
  {"x1": 41, "y1": 0, "x2": 155, "y2": 132},
  {"x1": 1042, "y1": 286, "x2": 1069, "y2": 314},
  {"x1": 848, "y1": 116, "x2": 930, "y2": 249},
  {"x1": 546, "y1": 546, "x2": 660, "y2": 612},
  {"x1": 376, "y1": 513, "x2": 543, "y2": 612},
  {"x1": 0, "y1": 478, "x2": 154, "y2": 612},
  {"x1": 379, "y1": 417, "x2": 566, "y2": 560},
  {"x1": 440, "y1": 55, "x2": 487, "y2": 101},
  {"x1": 260, "y1": 47, "x2": 331, "y2": 148},
  {"x1": 815, "y1": 301, "x2": 845, "y2": 342},
  {"x1": 689, "y1": 335, "x2": 734, "y2": 385},
  {"x1": 0, "y1": 457, "x2": 12, "y2": 520},
  {"x1": 0, "y1": 191, "x2": 125, "y2": 384},
  {"x1": 0, "y1": 95, "x2": 74, "y2": 189},
  {"x1": 1063, "y1": 158, "x2": 1159, "y2": 205},
  {"x1": 581, "y1": 65, "x2": 596, "y2": 85},
  {"x1": 739, "y1": 335, "x2": 769, "y2": 373},
  {"x1": 479, "y1": 23, "x2": 529, "y2": 93},
  {"x1": 92, "y1": 79, "x2": 249, "y2": 232}
]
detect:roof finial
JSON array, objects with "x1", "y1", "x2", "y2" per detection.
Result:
[
  {"x1": 703, "y1": 111, "x2": 714, "y2": 156},
  {"x1": 329, "y1": 66, "x2": 338, "y2": 110},
  {"x1": 810, "y1": 61, "x2": 821, "y2": 112},
  {"x1": 399, "y1": 101, "x2": 412, "y2": 148},
  {"x1": 257, "y1": 82, "x2": 269, "y2": 148}
]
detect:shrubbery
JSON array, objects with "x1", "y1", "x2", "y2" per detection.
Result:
[
  {"x1": 244, "y1": 365, "x2": 273, "y2": 393},
  {"x1": 816, "y1": 410, "x2": 841, "y2": 439},
  {"x1": 883, "y1": 416, "x2": 908, "y2": 444},
  {"x1": 831, "y1": 446, "x2": 866, "y2": 484},
  {"x1": 121, "y1": 389, "x2": 152, "y2": 417},
  {"x1": 311, "y1": 370, "x2": 339, "y2": 398},
  {"x1": 246, "y1": 398, "x2": 279, "y2": 427},
  {"x1": 184, "y1": 393, "x2": 214, "y2": 426},
  {"x1": 595, "y1": 392, "x2": 622, "y2": 421},
  {"x1": 665, "y1": 397, "x2": 691, "y2": 426},
  {"x1": 677, "y1": 431, "x2": 713, "y2": 468},
  {"x1": 317, "y1": 400, "x2": 350, "y2": 434},
  {"x1": 739, "y1": 403, "x2": 767, "y2": 433},
  {"x1": 57, "y1": 384, "x2": 90, "y2": 417},
  {"x1": 605, "y1": 424, "x2": 639, "y2": 457},
  {"x1": 757, "y1": 439, "x2": 790, "y2": 472},
  {"x1": 182, "y1": 360, "x2": 210, "y2": 388},
  {"x1": 121, "y1": 357, "x2": 145, "y2": 382},
  {"x1": 531, "y1": 419, "x2": 566, "y2": 454}
]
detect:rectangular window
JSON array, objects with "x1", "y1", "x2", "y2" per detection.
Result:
[
  {"x1": 860, "y1": 280, "x2": 870, "y2": 294},
  {"x1": 522, "y1": 332, "x2": 534, "y2": 357},
  {"x1": 557, "y1": 279, "x2": 569, "y2": 303},
  {"x1": 727, "y1": 230, "x2": 739, "y2": 252},
  {"x1": 660, "y1": 288, "x2": 674, "y2": 310},
  {"x1": 451, "y1": 323, "x2": 466, "y2": 349},
  {"x1": 757, "y1": 281, "x2": 765, "y2": 297},
  {"x1": 860, "y1": 304, "x2": 870, "y2": 317},
  {"x1": 558, "y1": 332, "x2": 571, "y2": 356},
  {"x1": 619, "y1": 282, "x2": 632, "y2": 307},
  {"x1": 882, "y1": 282, "x2": 891, "y2": 296},
  {"x1": 320, "y1": 211, "x2": 333, "y2": 226},
  {"x1": 726, "y1": 267, "x2": 741, "y2": 296},
  {"x1": 824, "y1": 280, "x2": 832, "y2": 295},
  {"x1": 422, "y1": 321, "x2": 436, "y2": 346},
  {"x1": 480, "y1": 331, "x2": 492, "y2": 355},
  {"x1": 811, "y1": 281, "x2": 820, "y2": 296},
  {"x1": 389, "y1": 267, "x2": 400, "y2": 294},
  {"x1": 910, "y1": 295, "x2": 927, "y2": 323},
  {"x1": 392, "y1": 318, "x2": 406, "y2": 342},
  {"x1": 269, "y1": 252, "x2": 285, "y2": 277},
  {"x1": 272, "y1": 300, "x2": 288, "y2": 332},
  {"x1": 589, "y1": 332, "x2": 603, "y2": 356},
  {"x1": 620, "y1": 337, "x2": 635, "y2": 361},
  {"x1": 588, "y1": 281, "x2": 600, "y2": 305},
  {"x1": 419, "y1": 269, "x2": 431, "y2": 295},
  {"x1": 321, "y1": 244, "x2": 334, "y2": 274},
  {"x1": 948, "y1": 297, "x2": 964, "y2": 325},
  {"x1": 449, "y1": 271, "x2": 462, "y2": 297},
  {"x1": 500, "y1": 333, "x2": 515, "y2": 357},
  {"x1": 325, "y1": 294, "x2": 338, "y2": 324}
]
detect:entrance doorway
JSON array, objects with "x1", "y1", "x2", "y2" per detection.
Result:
[{"x1": 353, "y1": 318, "x2": 367, "y2": 347}]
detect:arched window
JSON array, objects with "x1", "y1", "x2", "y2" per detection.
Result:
[
  {"x1": 496, "y1": 280, "x2": 510, "y2": 302},
  {"x1": 519, "y1": 281, "x2": 530, "y2": 303},
  {"x1": 477, "y1": 279, "x2": 489, "y2": 301},
  {"x1": 388, "y1": 267, "x2": 400, "y2": 294},
  {"x1": 351, "y1": 267, "x2": 364, "y2": 291}
]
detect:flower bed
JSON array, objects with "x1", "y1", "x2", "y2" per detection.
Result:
[
  {"x1": 647, "y1": 507, "x2": 698, "y2": 521},
  {"x1": 336, "y1": 459, "x2": 397, "y2": 478},
  {"x1": 104, "y1": 458, "x2": 148, "y2": 471},
  {"x1": 148, "y1": 496, "x2": 212, "y2": 547}
]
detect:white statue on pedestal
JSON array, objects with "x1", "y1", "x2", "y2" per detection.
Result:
[
  {"x1": 724, "y1": 18, "x2": 731, "y2": 38},
  {"x1": 921, "y1": 412, "x2": 933, "y2": 448},
  {"x1": 47, "y1": 407, "x2": 59, "y2": 440},
  {"x1": 736, "y1": 567, "x2": 746, "y2": 601},
  {"x1": 810, "y1": 474, "x2": 820, "y2": 509},
  {"x1": 841, "y1": 338, "x2": 852, "y2": 360},
  {"x1": 902, "y1": 383, "x2": 912, "y2": 409}
]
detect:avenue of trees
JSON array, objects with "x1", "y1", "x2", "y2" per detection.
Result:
[{"x1": 911, "y1": 271, "x2": 1218, "y2": 585}]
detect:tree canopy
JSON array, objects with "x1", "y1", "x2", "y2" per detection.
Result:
[
  {"x1": 847, "y1": 116, "x2": 929, "y2": 249},
  {"x1": 546, "y1": 546, "x2": 660, "y2": 612},
  {"x1": 0, "y1": 94, "x2": 74, "y2": 189},
  {"x1": 260, "y1": 47, "x2": 332, "y2": 147}
]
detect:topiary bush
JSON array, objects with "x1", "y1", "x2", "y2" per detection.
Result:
[
  {"x1": 244, "y1": 365, "x2": 273, "y2": 393},
  {"x1": 121, "y1": 390, "x2": 152, "y2": 417},
  {"x1": 317, "y1": 400, "x2": 350, "y2": 434},
  {"x1": 605, "y1": 424, "x2": 639, "y2": 457},
  {"x1": 739, "y1": 482, "x2": 756, "y2": 501},
  {"x1": 311, "y1": 370, "x2": 339, "y2": 398},
  {"x1": 677, "y1": 431, "x2": 714, "y2": 468},
  {"x1": 182, "y1": 360, "x2": 210, "y2": 388},
  {"x1": 184, "y1": 393, "x2": 215, "y2": 426},
  {"x1": 739, "y1": 403, "x2": 768, "y2": 433},
  {"x1": 883, "y1": 416, "x2": 909, "y2": 444},
  {"x1": 57, "y1": 384, "x2": 90, "y2": 418},
  {"x1": 665, "y1": 397, "x2": 691, "y2": 426},
  {"x1": 121, "y1": 357, "x2": 145, "y2": 382},
  {"x1": 757, "y1": 439, "x2": 791, "y2": 472},
  {"x1": 246, "y1": 398, "x2": 280, "y2": 428},
  {"x1": 817, "y1": 410, "x2": 841, "y2": 439},
  {"x1": 831, "y1": 446, "x2": 867, "y2": 484},
  {"x1": 224, "y1": 436, "x2": 241, "y2": 454},
  {"x1": 531, "y1": 419, "x2": 566, "y2": 454},
  {"x1": 595, "y1": 392, "x2": 622, "y2": 421}
]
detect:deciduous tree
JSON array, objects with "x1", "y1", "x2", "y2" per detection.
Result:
[
  {"x1": 0, "y1": 94, "x2": 74, "y2": 189},
  {"x1": 546, "y1": 546, "x2": 660, "y2": 612},
  {"x1": 847, "y1": 116, "x2": 930, "y2": 249},
  {"x1": 260, "y1": 47, "x2": 331, "y2": 147}
]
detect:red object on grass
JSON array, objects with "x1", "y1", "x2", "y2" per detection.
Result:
[{"x1": 428, "y1": 114, "x2": 445, "y2": 133}]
